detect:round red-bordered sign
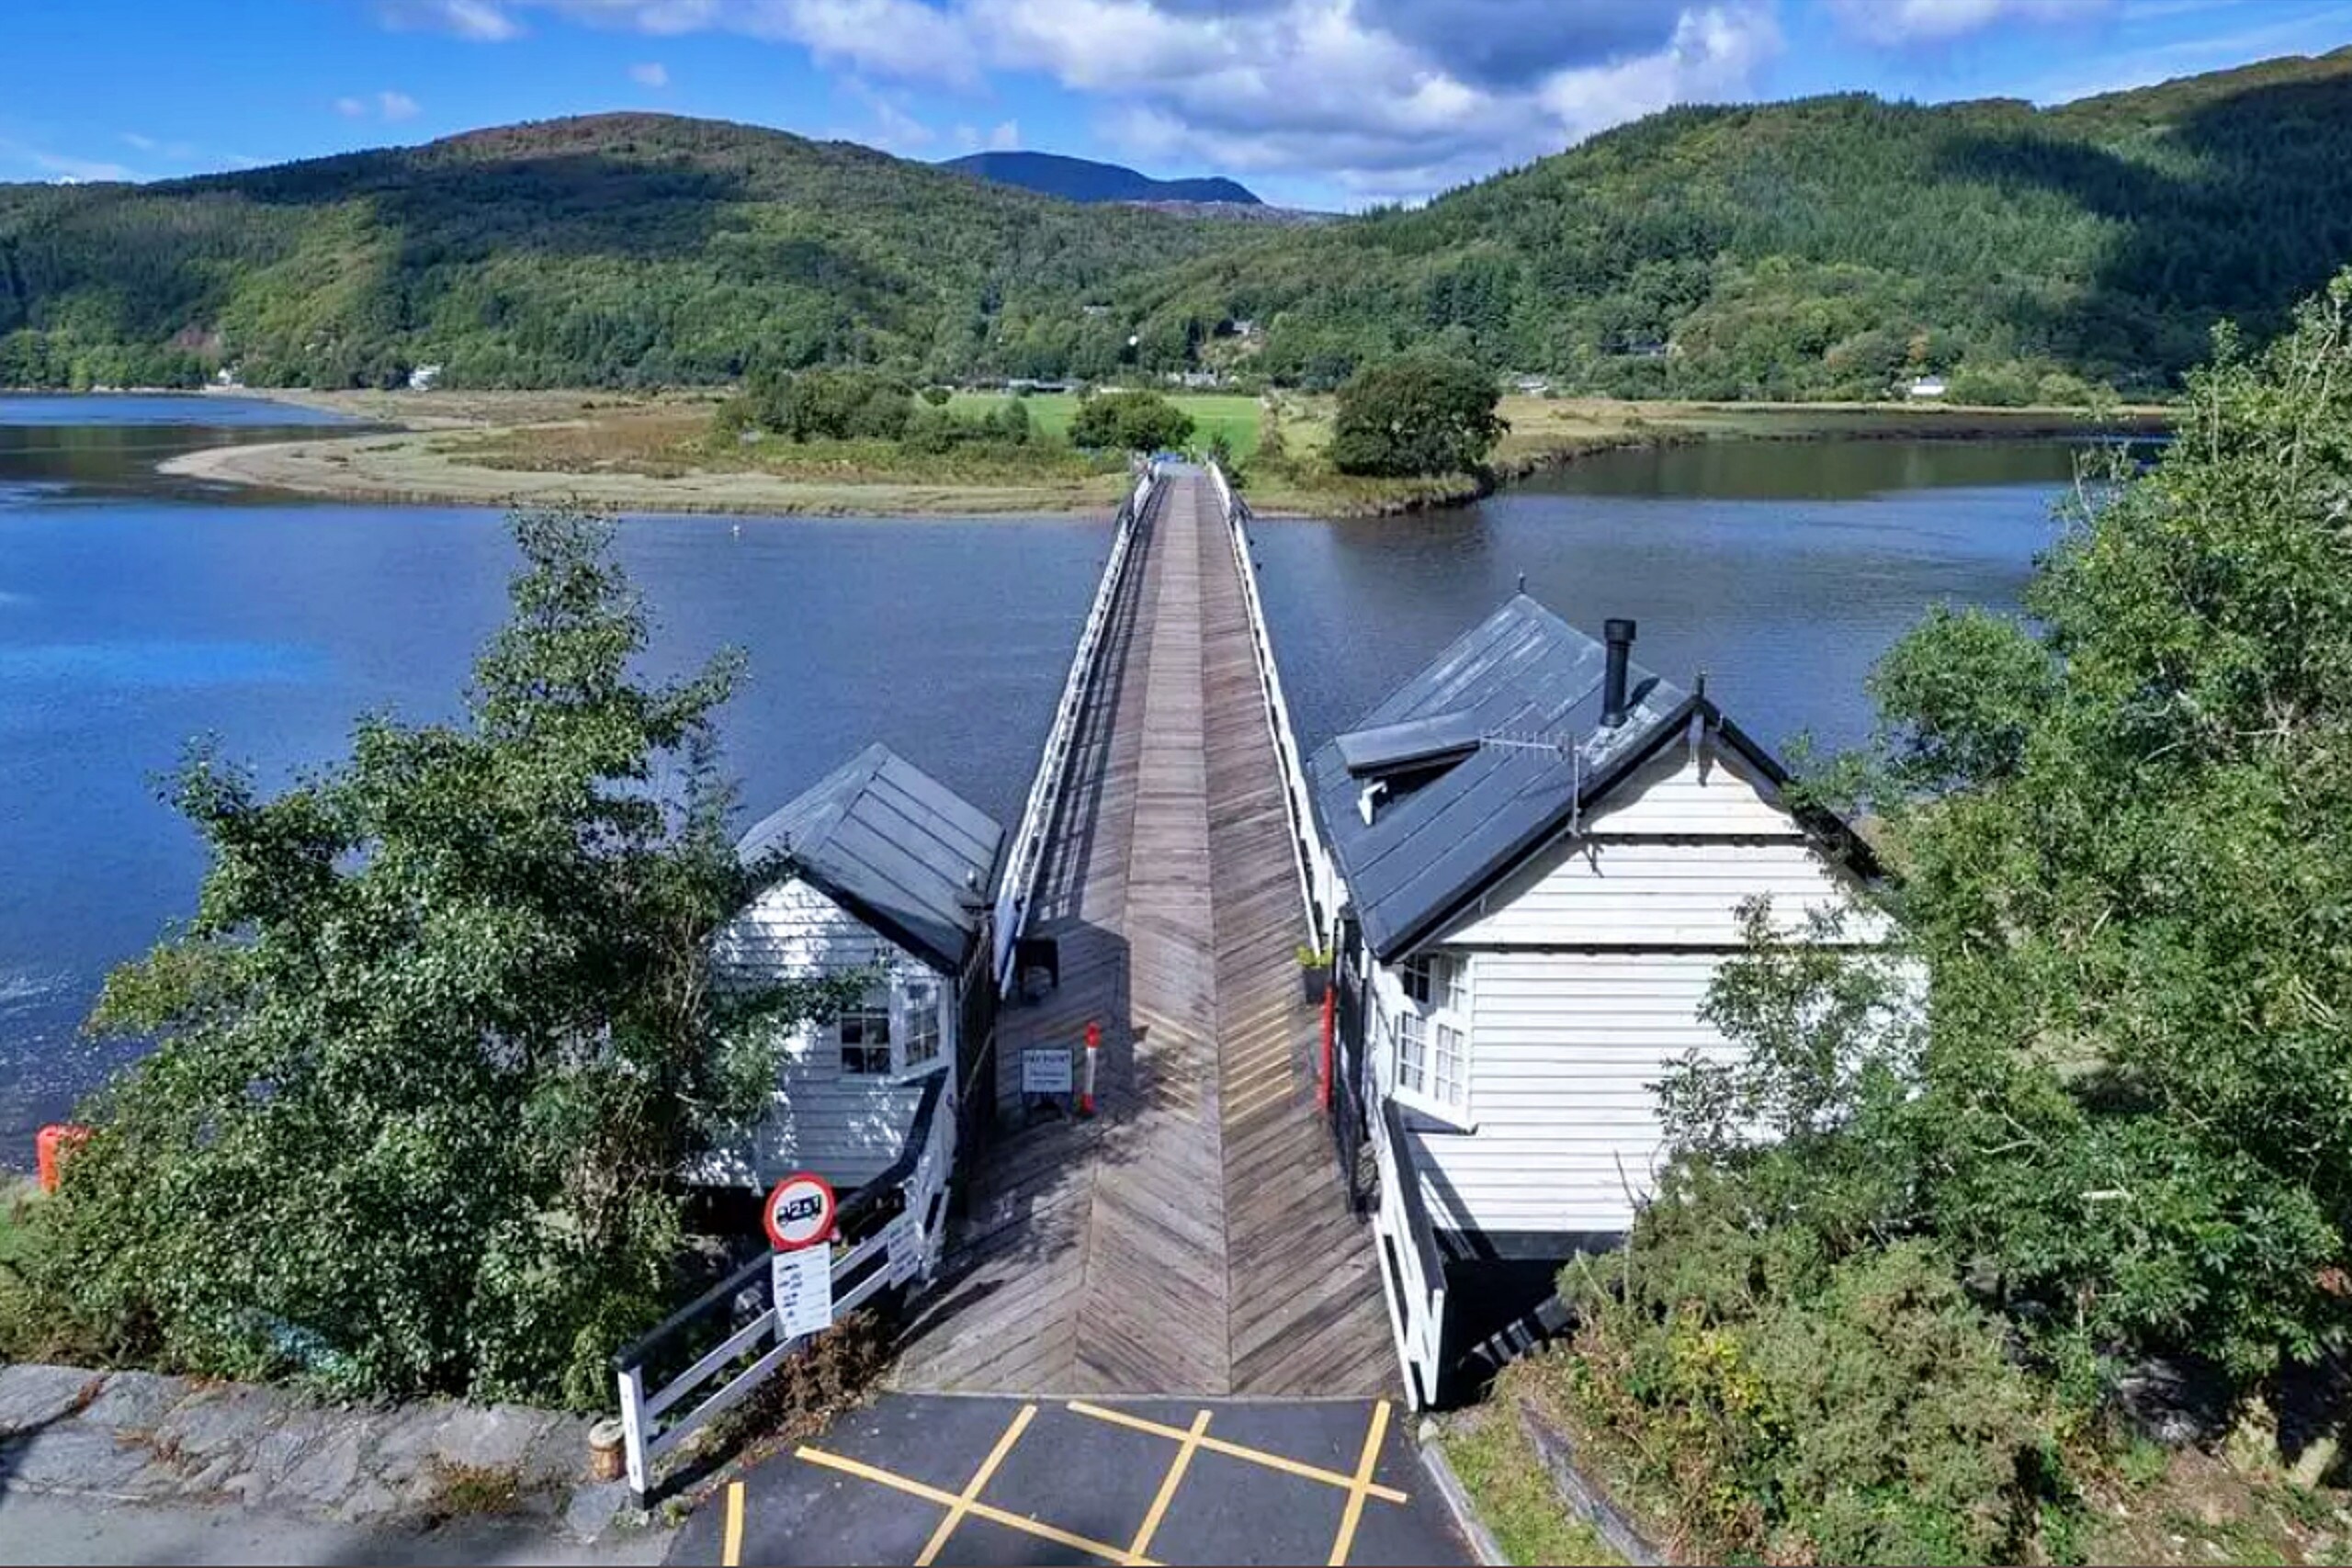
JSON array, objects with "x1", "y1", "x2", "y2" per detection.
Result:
[{"x1": 763, "y1": 1171, "x2": 837, "y2": 1252}]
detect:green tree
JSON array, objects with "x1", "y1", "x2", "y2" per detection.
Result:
[
  {"x1": 1069, "y1": 389, "x2": 1193, "y2": 452},
  {"x1": 1328, "y1": 356, "x2": 1507, "y2": 477},
  {"x1": 1657, "y1": 275, "x2": 2352, "y2": 1401},
  {"x1": 19, "y1": 507, "x2": 855, "y2": 1408}
]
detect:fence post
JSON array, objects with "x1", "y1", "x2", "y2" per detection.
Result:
[{"x1": 616, "y1": 1360, "x2": 650, "y2": 1503}]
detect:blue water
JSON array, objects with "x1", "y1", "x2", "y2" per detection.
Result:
[
  {"x1": 0, "y1": 401, "x2": 1111, "y2": 1154},
  {"x1": 0, "y1": 400, "x2": 2075, "y2": 1158},
  {"x1": 1253, "y1": 439, "x2": 2080, "y2": 759}
]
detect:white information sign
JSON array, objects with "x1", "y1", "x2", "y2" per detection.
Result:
[
  {"x1": 1022, "y1": 1047, "x2": 1074, "y2": 1095},
  {"x1": 771, "y1": 1246, "x2": 833, "y2": 1340}
]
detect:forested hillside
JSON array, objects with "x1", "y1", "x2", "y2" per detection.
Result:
[
  {"x1": 0, "y1": 114, "x2": 1230, "y2": 389},
  {"x1": 1128, "y1": 48, "x2": 2352, "y2": 399},
  {"x1": 5, "y1": 49, "x2": 2351, "y2": 396}
]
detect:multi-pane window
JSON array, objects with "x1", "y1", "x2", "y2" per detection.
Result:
[
  {"x1": 838, "y1": 1005, "x2": 893, "y2": 1076},
  {"x1": 1394, "y1": 1010, "x2": 1428, "y2": 1094},
  {"x1": 1394, "y1": 953, "x2": 1468, "y2": 1113},
  {"x1": 899, "y1": 976, "x2": 942, "y2": 1070}
]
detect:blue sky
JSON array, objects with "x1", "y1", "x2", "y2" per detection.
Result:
[{"x1": 3, "y1": 0, "x2": 2346, "y2": 209}]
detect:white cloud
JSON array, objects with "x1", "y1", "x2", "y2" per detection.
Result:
[
  {"x1": 371, "y1": 0, "x2": 1790, "y2": 199},
  {"x1": 1826, "y1": 0, "x2": 2109, "y2": 46},
  {"x1": 987, "y1": 118, "x2": 1019, "y2": 150},
  {"x1": 336, "y1": 90, "x2": 424, "y2": 122},
  {"x1": 0, "y1": 141, "x2": 141, "y2": 183},
  {"x1": 630, "y1": 60, "x2": 671, "y2": 85},
  {"x1": 378, "y1": 0, "x2": 526, "y2": 39},
  {"x1": 120, "y1": 131, "x2": 160, "y2": 152},
  {"x1": 841, "y1": 76, "x2": 939, "y2": 152}
]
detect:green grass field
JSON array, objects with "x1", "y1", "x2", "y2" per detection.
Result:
[{"x1": 946, "y1": 391, "x2": 1265, "y2": 459}]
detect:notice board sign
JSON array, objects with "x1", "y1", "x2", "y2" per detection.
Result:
[
  {"x1": 771, "y1": 1246, "x2": 833, "y2": 1340},
  {"x1": 1022, "y1": 1047, "x2": 1073, "y2": 1096}
]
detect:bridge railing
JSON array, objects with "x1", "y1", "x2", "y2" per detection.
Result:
[
  {"x1": 612, "y1": 1071, "x2": 952, "y2": 1502},
  {"x1": 1208, "y1": 461, "x2": 1339, "y2": 944},
  {"x1": 992, "y1": 463, "x2": 1157, "y2": 993}
]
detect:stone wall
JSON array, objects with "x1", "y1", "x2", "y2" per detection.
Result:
[{"x1": 0, "y1": 1362, "x2": 631, "y2": 1541}]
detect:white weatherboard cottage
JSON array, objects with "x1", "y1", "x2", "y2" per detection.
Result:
[
  {"x1": 1308, "y1": 597, "x2": 1884, "y2": 1406},
  {"x1": 706, "y1": 743, "x2": 1002, "y2": 1191}
]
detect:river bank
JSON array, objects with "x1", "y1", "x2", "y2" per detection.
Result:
[{"x1": 155, "y1": 387, "x2": 2168, "y2": 519}]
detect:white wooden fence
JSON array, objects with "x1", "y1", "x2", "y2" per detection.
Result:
[
  {"x1": 991, "y1": 464, "x2": 1157, "y2": 993},
  {"x1": 1371, "y1": 1098, "x2": 1448, "y2": 1409},
  {"x1": 1208, "y1": 461, "x2": 1339, "y2": 945},
  {"x1": 612, "y1": 1070, "x2": 955, "y2": 1501}
]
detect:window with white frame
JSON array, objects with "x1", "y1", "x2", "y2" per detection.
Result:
[
  {"x1": 898, "y1": 974, "x2": 943, "y2": 1071},
  {"x1": 838, "y1": 1002, "x2": 893, "y2": 1076},
  {"x1": 1393, "y1": 953, "x2": 1470, "y2": 1119}
]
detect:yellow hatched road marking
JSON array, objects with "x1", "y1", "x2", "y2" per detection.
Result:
[
  {"x1": 1326, "y1": 1400, "x2": 1392, "y2": 1566},
  {"x1": 915, "y1": 1403, "x2": 1037, "y2": 1566},
  {"x1": 721, "y1": 1479, "x2": 745, "y2": 1568},
  {"x1": 794, "y1": 1443, "x2": 1156, "y2": 1567},
  {"x1": 1065, "y1": 1401, "x2": 1409, "y2": 1505},
  {"x1": 1126, "y1": 1409, "x2": 1211, "y2": 1560}
]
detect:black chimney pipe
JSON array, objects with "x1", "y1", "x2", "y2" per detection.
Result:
[{"x1": 1601, "y1": 617, "x2": 1636, "y2": 728}]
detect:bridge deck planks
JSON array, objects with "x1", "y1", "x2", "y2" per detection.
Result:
[{"x1": 892, "y1": 468, "x2": 1394, "y2": 1398}]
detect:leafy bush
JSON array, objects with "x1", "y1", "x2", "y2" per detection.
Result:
[
  {"x1": 6, "y1": 508, "x2": 856, "y2": 1408},
  {"x1": 1069, "y1": 389, "x2": 1193, "y2": 452},
  {"x1": 1563, "y1": 1197, "x2": 2070, "y2": 1565},
  {"x1": 1328, "y1": 355, "x2": 1507, "y2": 477},
  {"x1": 746, "y1": 366, "x2": 912, "y2": 441}
]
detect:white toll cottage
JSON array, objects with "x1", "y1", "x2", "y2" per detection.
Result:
[
  {"x1": 1308, "y1": 596, "x2": 1887, "y2": 1406},
  {"x1": 705, "y1": 743, "x2": 1003, "y2": 1192}
]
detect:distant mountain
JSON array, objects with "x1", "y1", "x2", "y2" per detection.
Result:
[{"x1": 943, "y1": 151, "x2": 1261, "y2": 208}]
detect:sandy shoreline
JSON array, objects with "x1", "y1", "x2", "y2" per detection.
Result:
[{"x1": 158, "y1": 426, "x2": 1128, "y2": 519}]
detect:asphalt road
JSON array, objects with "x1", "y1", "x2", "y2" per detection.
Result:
[{"x1": 668, "y1": 1393, "x2": 1470, "y2": 1567}]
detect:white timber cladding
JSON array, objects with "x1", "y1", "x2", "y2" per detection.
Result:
[
  {"x1": 1367, "y1": 733, "x2": 1886, "y2": 1236},
  {"x1": 704, "y1": 875, "x2": 954, "y2": 1190}
]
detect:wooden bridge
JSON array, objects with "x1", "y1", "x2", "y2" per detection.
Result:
[{"x1": 894, "y1": 465, "x2": 1395, "y2": 1397}]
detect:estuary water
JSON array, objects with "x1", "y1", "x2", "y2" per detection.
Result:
[{"x1": 0, "y1": 396, "x2": 2079, "y2": 1155}]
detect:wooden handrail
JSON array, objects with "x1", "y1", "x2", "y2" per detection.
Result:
[{"x1": 991, "y1": 464, "x2": 1159, "y2": 992}]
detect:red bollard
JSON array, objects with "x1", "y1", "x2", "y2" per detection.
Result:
[
  {"x1": 1081, "y1": 1020, "x2": 1102, "y2": 1116},
  {"x1": 1318, "y1": 984, "x2": 1336, "y2": 1113},
  {"x1": 36, "y1": 1124, "x2": 90, "y2": 1194}
]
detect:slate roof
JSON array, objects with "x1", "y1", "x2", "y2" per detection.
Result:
[
  {"x1": 1308, "y1": 595, "x2": 1696, "y2": 964},
  {"x1": 737, "y1": 743, "x2": 1004, "y2": 975}
]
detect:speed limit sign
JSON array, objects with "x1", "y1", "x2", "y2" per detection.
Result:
[{"x1": 762, "y1": 1171, "x2": 837, "y2": 1252}]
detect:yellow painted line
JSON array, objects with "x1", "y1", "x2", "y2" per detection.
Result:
[
  {"x1": 795, "y1": 1444, "x2": 1155, "y2": 1566},
  {"x1": 1126, "y1": 1409, "x2": 1211, "y2": 1560},
  {"x1": 915, "y1": 1403, "x2": 1036, "y2": 1566},
  {"x1": 1326, "y1": 1399, "x2": 1392, "y2": 1566},
  {"x1": 721, "y1": 1479, "x2": 745, "y2": 1567},
  {"x1": 1066, "y1": 1401, "x2": 1409, "y2": 1505}
]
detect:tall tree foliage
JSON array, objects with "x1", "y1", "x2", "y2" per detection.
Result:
[
  {"x1": 1328, "y1": 356, "x2": 1506, "y2": 477},
  {"x1": 1657, "y1": 271, "x2": 2352, "y2": 1392},
  {"x1": 1555, "y1": 266, "x2": 2352, "y2": 1568},
  {"x1": 24, "y1": 508, "x2": 850, "y2": 1407}
]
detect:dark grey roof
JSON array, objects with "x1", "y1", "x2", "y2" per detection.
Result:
[
  {"x1": 1309, "y1": 595, "x2": 1693, "y2": 964},
  {"x1": 737, "y1": 743, "x2": 1004, "y2": 974}
]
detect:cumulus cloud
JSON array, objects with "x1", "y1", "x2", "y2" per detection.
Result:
[
  {"x1": 1826, "y1": 0, "x2": 2109, "y2": 46},
  {"x1": 630, "y1": 60, "x2": 671, "y2": 85},
  {"x1": 988, "y1": 118, "x2": 1019, "y2": 151},
  {"x1": 376, "y1": 0, "x2": 1792, "y2": 198}
]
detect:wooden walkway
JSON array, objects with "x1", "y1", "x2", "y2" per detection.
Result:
[{"x1": 894, "y1": 468, "x2": 1395, "y2": 1397}]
